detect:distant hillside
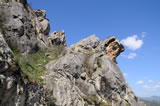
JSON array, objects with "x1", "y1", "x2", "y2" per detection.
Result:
[{"x1": 140, "y1": 96, "x2": 160, "y2": 106}]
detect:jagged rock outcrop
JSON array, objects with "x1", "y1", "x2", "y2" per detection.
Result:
[
  {"x1": 33, "y1": 9, "x2": 50, "y2": 35},
  {"x1": 44, "y1": 35, "x2": 145, "y2": 106},
  {"x1": 97, "y1": 36, "x2": 125, "y2": 63},
  {"x1": 48, "y1": 30, "x2": 67, "y2": 46},
  {"x1": 0, "y1": 0, "x2": 146, "y2": 106},
  {"x1": 69, "y1": 35, "x2": 100, "y2": 53}
]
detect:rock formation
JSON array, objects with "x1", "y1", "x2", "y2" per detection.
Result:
[
  {"x1": 0, "y1": 0, "x2": 50, "y2": 54},
  {"x1": 0, "y1": 0, "x2": 146, "y2": 106},
  {"x1": 48, "y1": 30, "x2": 67, "y2": 46},
  {"x1": 97, "y1": 36, "x2": 125, "y2": 63}
]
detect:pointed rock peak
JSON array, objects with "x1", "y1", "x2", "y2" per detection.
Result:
[
  {"x1": 70, "y1": 34, "x2": 100, "y2": 53},
  {"x1": 98, "y1": 36, "x2": 125, "y2": 63},
  {"x1": 69, "y1": 35, "x2": 124, "y2": 63}
]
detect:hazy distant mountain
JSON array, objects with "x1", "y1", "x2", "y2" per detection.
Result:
[
  {"x1": 140, "y1": 96, "x2": 160, "y2": 106},
  {"x1": 141, "y1": 96, "x2": 160, "y2": 101}
]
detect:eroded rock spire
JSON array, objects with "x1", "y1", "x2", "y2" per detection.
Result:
[{"x1": 70, "y1": 35, "x2": 124, "y2": 63}]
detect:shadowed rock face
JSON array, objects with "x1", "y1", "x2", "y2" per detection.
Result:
[
  {"x1": 0, "y1": 30, "x2": 26, "y2": 106},
  {"x1": 0, "y1": 0, "x2": 146, "y2": 106}
]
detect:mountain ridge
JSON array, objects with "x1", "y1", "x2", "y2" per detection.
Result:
[{"x1": 140, "y1": 96, "x2": 160, "y2": 106}]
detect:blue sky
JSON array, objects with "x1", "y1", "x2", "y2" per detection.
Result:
[{"x1": 28, "y1": 0, "x2": 160, "y2": 97}]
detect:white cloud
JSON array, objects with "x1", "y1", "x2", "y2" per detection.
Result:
[
  {"x1": 128, "y1": 52, "x2": 137, "y2": 59},
  {"x1": 142, "y1": 85, "x2": 150, "y2": 89},
  {"x1": 142, "y1": 85, "x2": 160, "y2": 90},
  {"x1": 141, "y1": 32, "x2": 147, "y2": 38},
  {"x1": 148, "y1": 80, "x2": 153, "y2": 83},
  {"x1": 136, "y1": 80, "x2": 144, "y2": 84},
  {"x1": 121, "y1": 52, "x2": 137, "y2": 59},
  {"x1": 121, "y1": 35, "x2": 143, "y2": 50}
]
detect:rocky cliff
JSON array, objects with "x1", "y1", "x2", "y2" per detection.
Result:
[{"x1": 0, "y1": 0, "x2": 145, "y2": 106}]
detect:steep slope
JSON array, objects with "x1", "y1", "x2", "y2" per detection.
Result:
[{"x1": 0, "y1": 0, "x2": 146, "y2": 106}]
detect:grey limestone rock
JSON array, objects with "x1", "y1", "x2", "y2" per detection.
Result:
[
  {"x1": 44, "y1": 51, "x2": 145, "y2": 106},
  {"x1": 0, "y1": 0, "x2": 50, "y2": 54}
]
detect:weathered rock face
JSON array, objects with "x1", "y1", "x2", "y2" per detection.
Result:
[
  {"x1": 33, "y1": 9, "x2": 50, "y2": 35},
  {"x1": 0, "y1": 0, "x2": 146, "y2": 106},
  {"x1": 0, "y1": 0, "x2": 50, "y2": 54},
  {"x1": 70, "y1": 35, "x2": 124, "y2": 63},
  {"x1": 44, "y1": 35, "x2": 145, "y2": 106}
]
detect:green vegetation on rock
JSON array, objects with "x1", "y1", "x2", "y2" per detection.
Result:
[
  {"x1": 49, "y1": 97, "x2": 57, "y2": 106},
  {"x1": 125, "y1": 102, "x2": 130, "y2": 106},
  {"x1": 14, "y1": 50, "x2": 57, "y2": 83},
  {"x1": 11, "y1": 46, "x2": 66, "y2": 83}
]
